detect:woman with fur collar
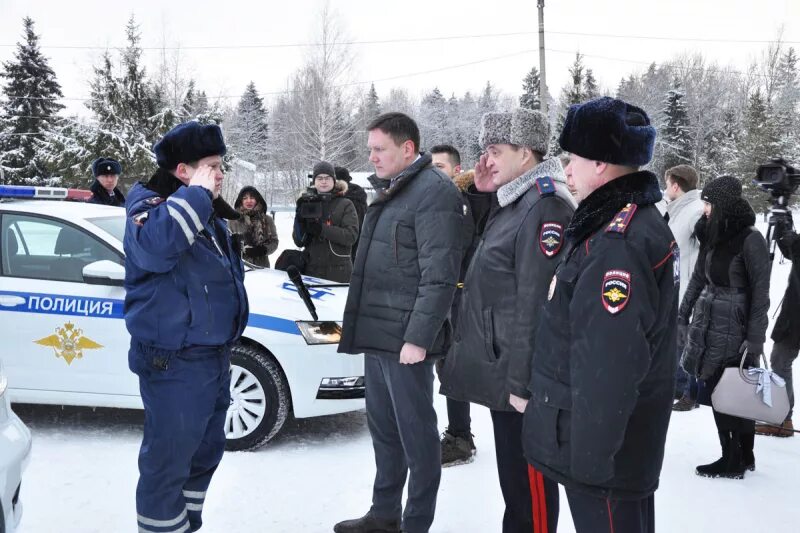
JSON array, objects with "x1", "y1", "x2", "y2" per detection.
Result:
[{"x1": 229, "y1": 186, "x2": 278, "y2": 268}]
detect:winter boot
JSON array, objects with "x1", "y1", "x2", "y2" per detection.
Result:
[
  {"x1": 672, "y1": 395, "x2": 699, "y2": 412},
  {"x1": 696, "y1": 431, "x2": 746, "y2": 479},
  {"x1": 441, "y1": 430, "x2": 476, "y2": 467},
  {"x1": 740, "y1": 431, "x2": 756, "y2": 472},
  {"x1": 755, "y1": 419, "x2": 795, "y2": 438},
  {"x1": 333, "y1": 512, "x2": 401, "y2": 533}
]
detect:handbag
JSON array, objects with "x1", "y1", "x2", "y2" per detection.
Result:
[{"x1": 711, "y1": 350, "x2": 790, "y2": 425}]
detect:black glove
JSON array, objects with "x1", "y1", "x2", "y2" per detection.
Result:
[
  {"x1": 306, "y1": 221, "x2": 323, "y2": 236},
  {"x1": 739, "y1": 340, "x2": 763, "y2": 356},
  {"x1": 248, "y1": 244, "x2": 267, "y2": 256}
]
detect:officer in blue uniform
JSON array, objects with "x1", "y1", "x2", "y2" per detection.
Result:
[
  {"x1": 124, "y1": 122, "x2": 248, "y2": 533},
  {"x1": 522, "y1": 97, "x2": 679, "y2": 533}
]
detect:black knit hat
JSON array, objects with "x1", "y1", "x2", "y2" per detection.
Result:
[
  {"x1": 701, "y1": 175, "x2": 743, "y2": 213},
  {"x1": 92, "y1": 157, "x2": 122, "y2": 177},
  {"x1": 153, "y1": 121, "x2": 227, "y2": 169},
  {"x1": 334, "y1": 166, "x2": 352, "y2": 182},
  {"x1": 313, "y1": 161, "x2": 336, "y2": 179}
]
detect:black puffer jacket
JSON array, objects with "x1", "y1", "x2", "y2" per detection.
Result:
[
  {"x1": 771, "y1": 220, "x2": 800, "y2": 349},
  {"x1": 440, "y1": 159, "x2": 575, "y2": 411},
  {"x1": 88, "y1": 179, "x2": 125, "y2": 207},
  {"x1": 679, "y1": 209, "x2": 771, "y2": 379},
  {"x1": 337, "y1": 153, "x2": 463, "y2": 359}
]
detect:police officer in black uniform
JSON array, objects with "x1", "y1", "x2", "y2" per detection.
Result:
[{"x1": 522, "y1": 97, "x2": 679, "y2": 533}]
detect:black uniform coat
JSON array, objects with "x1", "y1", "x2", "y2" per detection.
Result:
[
  {"x1": 88, "y1": 179, "x2": 125, "y2": 207},
  {"x1": 771, "y1": 220, "x2": 800, "y2": 350},
  {"x1": 337, "y1": 153, "x2": 463, "y2": 360},
  {"x1": 440, "y1": 158, "x2": 575, "y2": 411},
  {"x1": 522, "y1": 171, "x2": 679, "y2": 500}
]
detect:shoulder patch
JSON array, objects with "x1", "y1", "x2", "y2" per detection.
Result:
[
  {"x1": 145, "y1": 196, "x2": 165, "y2": 206},
  {"x1": 539, "y1": 222, "x2": 564, "y2": 257},
  {"x1": 601, "y1": 270, "x2": 631, "y2": 315},
  {"x1": 535, "y1": 176, "x2": 556, "y2": 197},
  {"x1": 605, "y1": 203, "x2": 638, "y2": 234}
]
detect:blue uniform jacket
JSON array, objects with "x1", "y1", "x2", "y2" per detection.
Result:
[{"x1": 123, "y1": 182, "x2": 249, "y2": 353}]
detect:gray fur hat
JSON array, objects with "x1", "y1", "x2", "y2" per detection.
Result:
[{"x1": 479, "y1": 108, "x2": 550, "y2": 155}]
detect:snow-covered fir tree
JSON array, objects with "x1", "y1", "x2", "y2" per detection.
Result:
[
  {"x1": 227, "y1": 82, "x2": 270, "y2": 167},
  {"x1": 520, "y1": 66, "x2": 541, "y2": 110},
  {"x1": 0, "y1": 17, "x2": 64, "y2": 184},
  {"x1": 660, "y1": 80, "x2": 693, "y2": 171}
]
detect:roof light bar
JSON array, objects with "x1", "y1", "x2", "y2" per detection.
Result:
[{"x1": 0, "y1": 185, "x2": 93, "y2": 201}]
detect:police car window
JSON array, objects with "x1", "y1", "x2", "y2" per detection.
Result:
[
  {"x1": 87, "y1": 215, "x2": 125, "y2": 242},
  {"x1": 2, "y1": 214, "x2": 122, "y2": 283}
]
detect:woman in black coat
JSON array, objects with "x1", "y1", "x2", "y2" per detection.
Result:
[
  {"x1": 679, "y1": 175, "x2": 771, "y2": 479},
  {"x1": 229, "y1": 186, "x2": 279, "y2": 268}
]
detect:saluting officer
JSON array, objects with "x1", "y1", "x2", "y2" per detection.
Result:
[
  {"x1": 522, "y1": 97, "x2": 679, "y2": 533},
  {"x1": 124, "y1": 122, "x2": 248, "y2": 533}
]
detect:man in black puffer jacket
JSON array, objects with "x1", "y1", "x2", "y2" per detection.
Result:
[
  {"x1": 522, "y1": 97, "x2": 679, "y2": 533},
  {"x1": 335, "y1": 113, "x2": 463, "y2": 533}
]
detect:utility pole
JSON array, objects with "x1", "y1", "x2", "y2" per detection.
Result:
[{"x1": 537, "y1": 0, "x2": 548, "y2": 114}]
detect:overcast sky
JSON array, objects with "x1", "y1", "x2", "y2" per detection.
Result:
[{"x1": 1, "y1": 0, "x2": 798, "y2": 115}]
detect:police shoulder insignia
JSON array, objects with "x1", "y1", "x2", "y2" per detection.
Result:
[
  {"x1": 535, "y1": 176, "x2": 556, "y2": 197},
  {"x1": 601, "y1": 270, "x2": 631, "y2": 315},
  {"x1": 605, "y1": 203, "x2": 638, "y2": 234},
  {"x1": 145, "y1": 196, "x2": 165, "y2": 206},
  {"x1": 539, "y1": 222, "x2": 564, "y2": 257}
]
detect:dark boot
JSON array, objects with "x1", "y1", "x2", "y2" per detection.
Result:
[
  {"x1": 740, "y1": 431, "x2": 755, "y2": 472},
  {"x1": 696, "y1": 431, "x2": 729, "y2": 478},
  {"x1": 441, "y1": 430, "x2": 476, "y2": 467},
  {"x1": 696, "y1": 431, "x2": 746, "y2": 479},
  {"x1": 333, "y1": 512, "x2": 401, "y2": 533}
]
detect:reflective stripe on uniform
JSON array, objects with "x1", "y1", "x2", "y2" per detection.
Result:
[
  {"x1": 138, "y1": 523, "x2": 190, "y2": 533},
  {"x1": 137, "y1": 508, "x2": 187, "y2": 528},
  {"x1": 182, "y1": 489, "x2": 206, "y2": 500},
  {"x1": 186, "y1": 502, "x2": 204, "y2": 512},
  {"x1": 167, "y1": 205, "x2": 196, "y2": 245},
  {"x1": 168, "y1": 197, "x2": 204, "y2": 234}
]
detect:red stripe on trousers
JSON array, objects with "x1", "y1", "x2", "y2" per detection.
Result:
[
  {"x1": 527, "y1": 465, "x2": 548, "y2": 533},
  {"x1": 606, "y1": 498, "x2": 616, "y2": 533}
]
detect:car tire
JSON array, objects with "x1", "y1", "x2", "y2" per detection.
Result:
[{"x1": 225, "y1": 343, "x2": 290, "y2": 451}]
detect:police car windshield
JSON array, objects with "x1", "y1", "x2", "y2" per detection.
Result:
[{"x1": 87, "y1": 215, "x2": 126, "y2": 242}]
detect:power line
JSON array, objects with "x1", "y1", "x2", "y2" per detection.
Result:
[{"x1": 0, "y1": 29, "x2": 796, "y2": 51}]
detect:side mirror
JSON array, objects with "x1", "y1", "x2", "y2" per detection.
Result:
[{"x1": 82, "y1": 260, "x2": 125, "y2": 287}]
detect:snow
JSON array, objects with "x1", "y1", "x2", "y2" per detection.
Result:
[{"x1": 11, "y1": 214, "x2": 800, "y2": 533}]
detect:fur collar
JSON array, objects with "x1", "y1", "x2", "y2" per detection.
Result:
[
  {"x1": 453, "y1": 169, "x2": 475, "y2": 192},
  {"x1": 497, "y1": 157, "x2": 567, "y2": 207},
  {"x1": 566, "y1": 170, "x2": 662, "y2": 242}
]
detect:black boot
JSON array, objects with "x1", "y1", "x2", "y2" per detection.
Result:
[
  {"x1": 740, "y1": 431, "x2": 755, "y2": 472},
  {"x1": 696, "y1": 431, "x2": 746, "y2": 479},
  {"x1": 696, "y1": 431, "x2": 729, "y2": 478},
  {"x1": 333, "y1": 512, "x2": 401, "y2": 533}
]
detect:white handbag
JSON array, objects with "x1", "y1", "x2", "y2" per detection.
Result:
[{"x1": 711, "y1": 351, "x2": 790, "y2": 425}]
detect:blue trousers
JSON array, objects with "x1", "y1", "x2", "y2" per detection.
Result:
[{"x1": 129, "y1": 343, "x2": 231, "y2": 533}]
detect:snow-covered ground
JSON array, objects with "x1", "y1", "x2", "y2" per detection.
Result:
[{"x1": 12, "y1": 213, "x2": 800, "y2": 532}]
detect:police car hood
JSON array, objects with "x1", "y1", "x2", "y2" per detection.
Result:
[{"x1": 243, "y1": 268, "x2": 348, "y2": 323}]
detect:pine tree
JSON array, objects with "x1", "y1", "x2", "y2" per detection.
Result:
[
  {"x1": 660, "y1": 79, "x2": 693, "y2": 171},
  {"x1": 0, "y1": 17, "x2": 64, "y2": 184},
  {"x1": 520, "y1": 66, "x2": 541, "y2": 110},
  {"x1": 566, "y1": 53, "x2": 586, "y2": 105},
  {"x1": 738, "y1": 89, "x2": 781, "y2": 210},
  {"x1": 228, "y1": 81, "x2": 270, "y2": 165},
  {"x1": 419, "y1": 87, "x2": 447, "y2": 149},
  {"x1": 584, "y1": 68, "x2": 599, "y2": 100}
]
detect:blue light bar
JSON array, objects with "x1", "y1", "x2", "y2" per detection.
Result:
[{"x1": 0, "y1": 185, "x2": 92, "y2": 201}]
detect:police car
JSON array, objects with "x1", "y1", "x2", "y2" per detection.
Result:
[
  {"x1": 0, "y1": 360, "x2": 31, "y2": 533},
  {"x1": 0, "y1": 185, "x2": 364, "y2": 451}
]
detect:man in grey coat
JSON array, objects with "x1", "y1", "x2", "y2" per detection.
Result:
[
  {"x1": 663, "y1": 165, "x2": 705, "y2": 410},
  {"x1": 335, "y1": 112, "x2": 464, "y2": 533},
  {"x1": 440, "y1": 108, "x2": 575, "y2": 533}
]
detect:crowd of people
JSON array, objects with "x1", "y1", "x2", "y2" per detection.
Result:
[{"x1": 107, "y1": 92, "x2": 798, "y2": 533}]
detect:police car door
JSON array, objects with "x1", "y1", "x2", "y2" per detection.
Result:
[{"x1": 0, "y1": 212, "x2": 136, "y2": 398}]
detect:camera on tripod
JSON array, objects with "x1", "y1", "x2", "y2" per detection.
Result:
[{"x1": 754, "y1": 158, "x2": 799, "y2": 259}]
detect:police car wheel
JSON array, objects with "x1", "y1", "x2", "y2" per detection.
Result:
[{"x1": 225, "y1": 344, "x2": 289, "y2": 451}]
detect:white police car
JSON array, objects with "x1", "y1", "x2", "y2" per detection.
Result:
[{"x1": 0, "y1": 185, "x2": 364, "y2": 451}]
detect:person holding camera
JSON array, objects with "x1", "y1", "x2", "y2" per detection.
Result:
[
  {"x1": 292, "y1": 161, "x2": 359, "y2": 283},
  {"x1": 679, "y1": 175, "x2": 771, "y2": 479},
  {"x1": 756, "y1": 212, "x2": 799, "y2": 437},
  {"x1": 229, "y1": 186, "x2": 279, "y2": 268}
]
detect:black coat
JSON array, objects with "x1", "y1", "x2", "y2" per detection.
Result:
[
  {"x1": 229, "y1": 186, "x2": 279, "y2": 268},
  {"x1": 679, "y1": 210, "x2": 771, "y2": 378},
  {"x1": 344, "y1": 181, "x2": 368, "y2": 260},
  {"x1": 522, "y1": 171, "x2": 679, "y2": 500},
  {"x1": 771, "y1": 221, "x2": 800, "y2": 349},
  {"x1": 88, "y1": 179, "x2": 125, "y2": 207},
  {"x1": 338, "y1": 153, "x2": 463, "y2": 359},
  {"x1": 440, "y1": 160, "x2": 575, "y2": 411}
]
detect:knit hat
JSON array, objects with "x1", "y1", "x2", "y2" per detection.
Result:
[
  {"x1": 153, "y1": 122, "x2": 227, "y2": 170},
  {"x1": 559, "y1": 96, "x2": 656, "y2": 167},
  {"x1": 479, "y1": 108, "x2": 550, "y2": 155},
  {"x1": 313, "y1": 161, "x2": 336, "y2": 179},
  {"x1": 701, "y1": 175, "x2": 743, "y2": 213},
  {"x1": 334, "y1": 166, "x2": 352, "y2": 183},
  {"x1": 92, "y1": 157, "x2": 122, "y2": 177}
]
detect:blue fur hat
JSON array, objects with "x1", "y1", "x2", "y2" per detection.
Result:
[
  {"x1": 153, "y1": 122, "x2": 227, "y2": 169},
  {"x1": 92, "y1": 157, "x2": 122, "y2": 177},
  {"x1": 559, "y1": 96, "x2": 656, "y2": 167}
]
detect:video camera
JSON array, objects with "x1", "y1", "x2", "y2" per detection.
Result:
[
  {"x1": 296, "y1": 174, "x2": 332, "y2": 220},
  {"x1": 754, "y1": 158, "x2": 799, "y2": 260}
]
